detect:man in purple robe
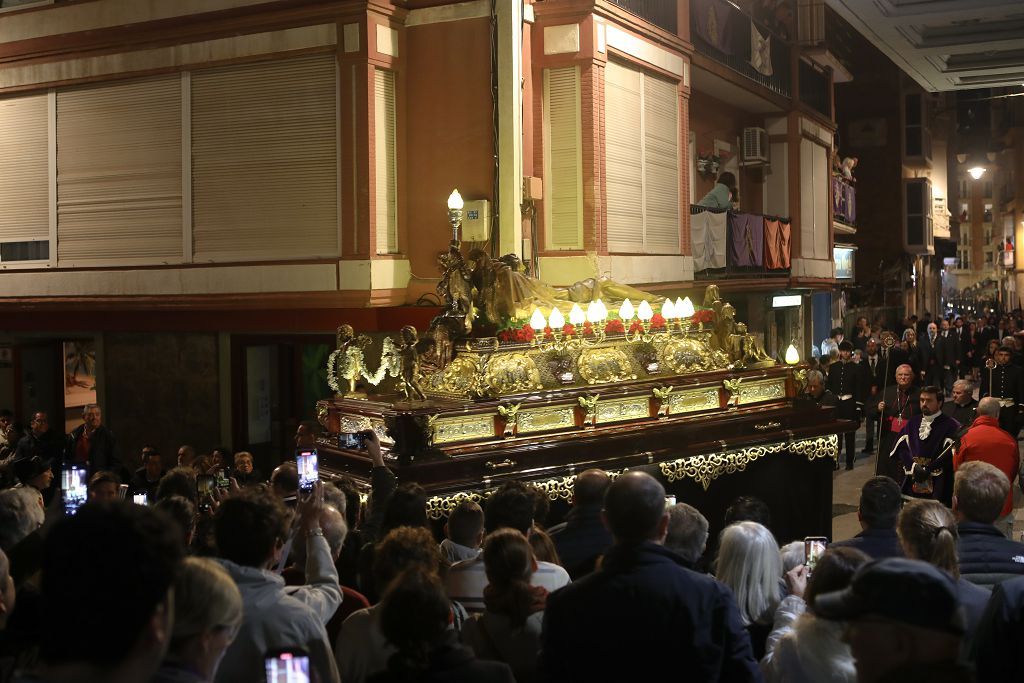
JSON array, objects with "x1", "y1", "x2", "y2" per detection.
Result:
[{"x1": 889, "y1": 385, "x2": 961, "y2": 506}]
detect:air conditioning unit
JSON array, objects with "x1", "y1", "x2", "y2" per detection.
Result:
[{"x1": 741, "y1": 127, "x2": 769, "y2": 166}]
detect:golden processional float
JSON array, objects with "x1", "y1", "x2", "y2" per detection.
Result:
[{"x1": 316, "y1": 191, "x2": 846, "y2": 540}]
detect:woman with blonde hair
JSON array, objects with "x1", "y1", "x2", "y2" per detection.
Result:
[
  {"x1": 716, "y1": 521, "x2": 783, "y2": 659},
  {"x1": 153, "y1": 557, "x2": 243, "y2": 683},
  {"x1": 896, "y1": 499, "x2": 989, "y2": 649}
]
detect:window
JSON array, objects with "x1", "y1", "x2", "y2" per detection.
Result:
[
  {"x1": 374, "y1": 69, "x2": 398, "y2": 254},
  {"x1": 543, "y1": 66, "x2": 583, "y2": 250},
  {"x1": 191, "y1": 54, "x2": 338, "y2": 262},
  {"x1": 56, "y1": 75, "x2": 183, "y2": 266},
  {"x1": 0, "y1": 93, "x2": 48, "y2": 263},
  {"x1": 604, "y1": 60, "x2": 680, "y2": 254},
  {"x1": 799, "y1": 138, "x2": 829, "y2": 259}
]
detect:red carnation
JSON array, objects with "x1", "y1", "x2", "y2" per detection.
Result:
[
  {"x1": 544, "y1": 326, "x2": 554, "y2": 339},
  {"x1": 629, "y1": 320, "x2": 644, "y2": 333},
  {"x1": 562, "y1": 323, "x2": 576, "y2": 337},
  {"x1": 651, "y1": 314, "x2": 666, "y2": 330},
  {"x1": 605, "y1": 319, "x2": 625, "y2": 334}
]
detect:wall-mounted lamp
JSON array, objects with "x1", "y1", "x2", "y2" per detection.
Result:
[
  {"x1": 447, "y1": 189, "x2": 464, "y2": 242},
  {"x1": 967, "y1": 166, "x2": 986, "y2": 180}
]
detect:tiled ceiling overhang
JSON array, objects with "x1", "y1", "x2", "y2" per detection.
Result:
[{"x1": 827, "y1": 0, "x2": 1024, "y2": 92}]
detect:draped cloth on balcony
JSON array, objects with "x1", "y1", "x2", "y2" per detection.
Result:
[
  {"x1": 728, "y1": 212, "x2": 764, "y2": 267},
  {"x1": 692, "y1": 0, "x2": 736, "y2": 54},
  {"x1": 691, "y1": 209, "x2": 728, "y2": 271},
  {"x1": 764, "y1": 218, "x2": 791, "y2": 270}
]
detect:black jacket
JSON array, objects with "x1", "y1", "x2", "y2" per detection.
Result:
[
  {"x1": 540, "y1": 541, "x2": 761, "y2": 682},
  {"x1": 368, "y1": 635, "x2": 515, "y2": 683},
  {"x1": 14, "y1": 430, "x2": 65, "y2": 464},
  {"x1": 957, "y1": 521, "x2": 1024, "y2": 587},
  {"x1": 831, "y1": 527, "x2": 904, "y2": 560},
  {"x1": 547, "y1": 504, "x2": 614, "y2": 580},
  {"x1": 972, "y1": 576, "x2": 1024, "y2": 681},
  {"x1": 65, "y1": 424, "x2": 119, "y2": 476}
]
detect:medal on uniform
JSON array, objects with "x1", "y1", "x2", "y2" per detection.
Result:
[{"x1": 891, "y1": 417, "x2": 906, "y2": 432}]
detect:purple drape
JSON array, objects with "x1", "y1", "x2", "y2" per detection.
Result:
[{"x1": 728, "y1": 212, "x2": 764, "y2": 267}]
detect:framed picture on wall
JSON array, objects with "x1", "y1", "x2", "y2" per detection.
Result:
[{"x1": 63, "y1": 339, "x2": 97, "y2": 410}]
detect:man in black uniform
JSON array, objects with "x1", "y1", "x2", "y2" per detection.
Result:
[
  {"x1": 979, "y1": 345, "x2": 1024, "y2": 437},
  {"x1": 875, "y1": 364, "x2": 921, "y2": 479},
  {"x1": 935, "y1": 319, "x2": 960, "y2": 397},
  {"x1": 828, "y1": 341, "x2": 863, "y2": 470},
  {"x1": 861, "y1": 339, "x2": 886, "y2": 455}
]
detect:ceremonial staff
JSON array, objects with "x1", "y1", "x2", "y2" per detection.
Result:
[
  {"x1": 986, "y1": 357, "x2": 996, "y2": 398},
  {"x1": 875, "y1": 333, "x2": 896, "y2": 462}
]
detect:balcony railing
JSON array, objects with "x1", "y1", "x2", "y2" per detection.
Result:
[
  {"x1": 690, "y1": 205, "x2": 791, "y2": 280},
  {"x1": 691, "y1": 1, "x2": 792, "y2": 98},
  {"x1": 832, "y1": 175, "x2": 856, "y2": 226},
  {"x1": 607, "y1": 0, "x2": 676, "y2": 34}
]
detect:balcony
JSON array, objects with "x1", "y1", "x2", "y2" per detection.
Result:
[
  {"x1": 690, "y1": 2, "x2": 792, "y2": 98},
  {"x1": 607, "y1": 0, "x2": 676, "y2": 34},
  {"x1": 832, "y1": 175, "x2": 856, "y2": 227},
  {"x1": 690, "y1": 205, "x2": 790, "y2": 281}
]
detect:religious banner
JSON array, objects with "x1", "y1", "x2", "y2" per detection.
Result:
[
  {"x1": 750, "y1": 20, "x2": 774, "y2": 76},
  {"x1": 693, "y1": 0, "x2": 735, "y2": 54}
]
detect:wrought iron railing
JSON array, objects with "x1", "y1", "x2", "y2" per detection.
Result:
[
  {"x1": 690, "y1": 205, "x2": 791, "y2": 280},
  {"x1": 832, "y1": 175, "x2": 856, "y2": 226},
  {"x1": 690, "y1": 2, "x2": 792, "y2": 98},
  {"x1": 607, "y1": 0, "x2": 677, "y2": 34}
]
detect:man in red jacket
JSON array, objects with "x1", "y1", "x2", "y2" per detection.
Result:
[{"x1": 954, "y1": 397, "x2": 1021, "y2": 537}]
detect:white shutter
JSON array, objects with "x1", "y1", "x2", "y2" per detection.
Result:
[
  {"x1": 642, "y1": 73, "x2": 680, "y2": 253},
  {"x1": 56, "y1": 76, "x2": 182, "y2": 266},
  {"x1": 812, "y1": 141, "x2": 828, "y2": 258},
  {"x1": 374, "y1": 69, "x2": 398, "y2": 254},
  {"x1": 605, "y1": 61, "x2": 643, "y2": 252},
  {"x1": 0, "y1": 94, "x2": 48, "y2": 249},
  {"x1": 543, "y1": 67, "x2": 582, "y2": 250},
  {"x1": 799, "y1": 138, "x2": 814, "y2": 258},
  {"x1": 192, "y1": 55, "x2": 338, "y2": 262}
]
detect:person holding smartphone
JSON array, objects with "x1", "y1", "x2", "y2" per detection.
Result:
[{"x1": 213, "y1": 483, "x2": 341, "y2": 683}]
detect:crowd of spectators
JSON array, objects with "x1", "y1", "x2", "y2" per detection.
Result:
[{"x1": 0, "y1": 397, "x2": 1022, "y2": 682}]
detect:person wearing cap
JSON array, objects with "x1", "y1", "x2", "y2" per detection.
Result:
[
  {"x1": 888, "y1": 385, "x2": 961, "y2": 506},
  {"x1": 814, "y1": 557, "x2": 973, "y2": 683},
  {"x1": 13, "y1": 455, "x2": 54, "y2": 495},
  {"x1": 827, "y1": 341, "x2": 864, "y2": 470}
]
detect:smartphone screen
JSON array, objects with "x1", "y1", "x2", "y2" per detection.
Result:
[
  {"x1": 804, "y1": 536, "x2": 828, "y2": 575},
  {"x1": 338, "y1": 432, "x2": 365, "y2": 450},
  {"x1": 62, "y1": 465, "x2": 88, "y2": 516},
  {"x1": 264, "y1": 648, "x2": 310, "y2": 683},
  {"x1": 297, "y1": 449, "x2": 318, "y2": 492},
  {"x1": 215, "y1": 469, "x2": 230, "y2": 488},
  {"x1": 118, "y1": 483, "x2": 129, "y2": 500},
  {"x1": 197, "y1": 475, "x2": 215, "y2": 512},
  {"x1": 132, "y1": 493, "x2": 148, "y2": 506}
]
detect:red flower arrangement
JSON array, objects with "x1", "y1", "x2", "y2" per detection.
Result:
[
  {"x1": 543, "y1": 326, "x2": 554, "y2": 339},
  {"x1": 497, "y1": 324, "x2": 537, "y2": 344},
  {"x1": 583, "y1": 321, "x2": 594, "y2": 336},
  {"x1": 650, "y1": 314, "x2": 667, "y2": 330},
  {"x1": 691, "y1": 309, "x2": 715, "y2": 324},
  {"x1": 605, "y1": 319, "x2": 625, "y2": 335},
  {"x1": 629, "y1": 320, "x2": 644, "y2": 334},
  {"x1": 562, "y1": 323, "x2": 576, "y2": 337}
]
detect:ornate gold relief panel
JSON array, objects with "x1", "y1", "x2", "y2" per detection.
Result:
[
  {"x1": 736, "y1": 378, "x2": 786, "y2": 405},
  {"x1": 517, "y1": 405, "x2": 576, "y2": 434},
  {"x1": 668, "y1": 388, "x2": 720, "y2": 415},
  {"x1": 577, "y1": 347, "x2": 636, "y2": 385},
  {"x1": 432, "y1": 415, "x2": 495, "y2": 445},
  {"x1": 483, "y1": 353, "x2": 544, "y2": 395},
  {"x1": 595, "y1": 396, "x2": 650, "y2": 424}
]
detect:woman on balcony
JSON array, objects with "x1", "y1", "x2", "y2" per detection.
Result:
[{"x1": 697, "y1": 172, "x2": 737, "y2": 210}]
